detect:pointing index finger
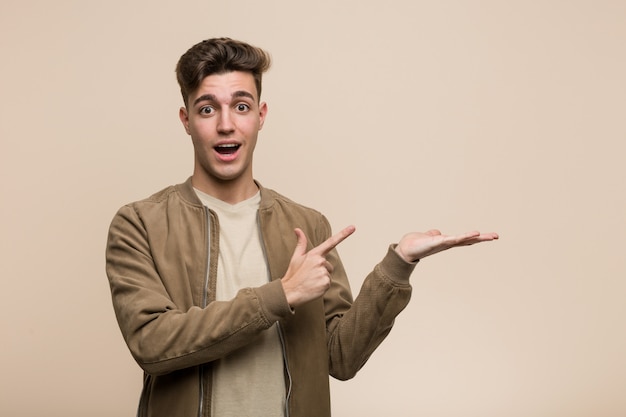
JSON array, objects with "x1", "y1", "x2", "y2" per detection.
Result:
[{"x1": 312, "y1": 225, "x2": 356, "y2": 256}]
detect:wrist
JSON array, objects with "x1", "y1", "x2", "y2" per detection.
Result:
[
  {"x1": 280, "y1": 278, "x2": 298, "y2": 309},
  {"x1": 394, "y1": 244, "x2": 418, "y2": 264}
]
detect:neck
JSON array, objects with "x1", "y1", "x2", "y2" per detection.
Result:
[{"x1": 191, "y1": 174, "x2": 258, "y2": 205}]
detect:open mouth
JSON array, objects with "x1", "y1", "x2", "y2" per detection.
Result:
[{"x1": 214, "y1": 144, "x2": 241, "y2": 155}]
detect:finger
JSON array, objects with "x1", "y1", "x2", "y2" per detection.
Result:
[
  {"x1": 446, "y1": 231, "x2": 498, "y2": 247},
  {"x1": 312, "y1": 225, "x2": 356, "y2": 256},
  {"x1": 458, "y1": 230, "x2": 481, "y2": 241},
  {"x1": 292, "y1": 228, "x2": 308, "y2": 257},
  {"x1": 469, "y1": 232, "x2": 500, "y2": 243},
  {"x1": 323, "y1": 259, "x2": 334, "y2": 274}
]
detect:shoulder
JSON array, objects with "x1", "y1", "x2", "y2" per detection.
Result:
[
  {"x1": 258, "y1": 184, "x2": 332, "y2": 243},
  {"x1": 111, "y1": 178, "x2": 203, "y2": 224},
  {"x1": 259, "y1": 185, "x2": 324, "y2": 217},
  {"x1": 122, "y1": 178, "x2": 202, "y2": 210},
  {"x1": 138, "y1": 184, "x2": 178, "y2": 205}
]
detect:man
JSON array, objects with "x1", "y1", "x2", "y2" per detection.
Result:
[{"x1": 106, "y1": 37, "x2": 498, "y2": 417}]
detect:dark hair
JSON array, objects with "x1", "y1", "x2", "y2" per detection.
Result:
[{"x1": 175, "y1": 37, "x2": 272, "y2": 106}]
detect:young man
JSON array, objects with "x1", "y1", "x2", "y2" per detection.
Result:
[{"x1": 106, "y1": 38, "x2": 498, "y2": 417}]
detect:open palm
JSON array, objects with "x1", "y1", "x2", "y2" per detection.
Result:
[{"x1": 395, "y1": 229, "x2": 499, "y2": 263}]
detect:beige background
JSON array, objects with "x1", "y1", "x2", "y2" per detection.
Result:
[{"x1": 1, "y1": 1, "x2": 625, "y2": 416}]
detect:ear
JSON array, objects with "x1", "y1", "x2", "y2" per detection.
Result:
[
  {"x1": 258, "y1": 101, "x2": 268, "y2": 130},
  {"x1": 179, "y1": 106, "x2": 191, "y2": 135}
]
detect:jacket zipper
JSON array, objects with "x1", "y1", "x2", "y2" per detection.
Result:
[
  {"x1": 257, "y1": 212, "x2": 292, "y2": 417},
  {"x1": 277, "y1": 322, "x2": 292, "y2": 417},
  {"x1": 198, "y1": 207, "x2": 212, "y2": 417},
  {"x1": 137, "y1": 373, "x2": 150, "y2": 417}
]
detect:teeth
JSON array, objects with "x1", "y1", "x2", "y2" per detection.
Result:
[{"x1": 217, "y1": 144, "x2": 238, "y2": 148}]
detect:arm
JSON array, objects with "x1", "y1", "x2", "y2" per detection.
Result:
[
  {"x1": 280, "y1": 225, "x2": 498, "y2": 380},
  {"x1": 106, "y1": 205, "x2": 293, "y2": 376},
  {"x1": 326, "y1": 244, "x2": 415, "y2": 380}
]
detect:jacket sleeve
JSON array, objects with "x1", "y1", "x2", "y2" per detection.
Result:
[
  {"x1": 105, "y1": 204, "x2": 293, "y2": 376},
  {"x1": 323, "y1": 224, "x2": 416, "y2": 380}
]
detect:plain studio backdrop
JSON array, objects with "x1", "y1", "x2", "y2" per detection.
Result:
[{"x1": 1, "y1": 1, "x2": 625, "y2": 416}]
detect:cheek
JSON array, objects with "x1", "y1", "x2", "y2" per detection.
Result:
[
  {"x1": 192, "y1": 136, "x2": 212, "y2": 152},
  {"x1": 188, "y1": 123, "x2": 210, "y2": 142},
  {"x1": 189, "y1": 131, "x2": 208, "y2": 150},
  {"x1": 244, "y1": 119, "x2": 262, "y2": 135}
]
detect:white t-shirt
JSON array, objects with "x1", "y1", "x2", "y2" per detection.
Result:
[{"x1": 195, "y1": 189, "x2": 286, "y2": 417}]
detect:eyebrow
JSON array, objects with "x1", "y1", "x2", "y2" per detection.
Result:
[{"x1": 193, "y1": 90, "x2": 256, "y2": 107}]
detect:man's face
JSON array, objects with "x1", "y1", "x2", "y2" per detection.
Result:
[{"x1": 179, "y1": 71, "x2": 267, "y2": 193}]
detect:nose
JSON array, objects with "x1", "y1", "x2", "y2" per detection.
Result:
[{"x1": 217, "y1": 110, "x2": 235, "y2": 135}]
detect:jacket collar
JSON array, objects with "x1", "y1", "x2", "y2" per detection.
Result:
[{"x1": 176, "y1": 177, "x2": 275, "y2": 209}]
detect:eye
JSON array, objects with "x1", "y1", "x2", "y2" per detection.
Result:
[
  {"x1": 236, "y1": 103, "x2": 250, "y2": 112},
  {"x1": 199, "y1": 106, "x2": 214, "y2": 115}
]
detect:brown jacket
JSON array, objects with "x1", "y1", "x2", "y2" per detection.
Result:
[{"x1": 106, "y1": 178, "x2": 415, "y2": 417}]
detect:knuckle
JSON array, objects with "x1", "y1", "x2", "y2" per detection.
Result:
[{"x1": 323, "y1": 277, "x2": 331, "y2": 290}]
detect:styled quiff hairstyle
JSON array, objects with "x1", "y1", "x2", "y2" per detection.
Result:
[{"x1": 175, "y1": 37, "x2": 272, "y2": 106}]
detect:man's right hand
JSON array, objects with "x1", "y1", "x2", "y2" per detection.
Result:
[{"x1": 281, "y1": 225, "x2": 355, "y2": 308}]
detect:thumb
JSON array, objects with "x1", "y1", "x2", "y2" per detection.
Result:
[{"x1": 292, "y1": 228, "x2": 308, "y2": 257}]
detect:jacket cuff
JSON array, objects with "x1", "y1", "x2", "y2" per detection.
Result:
[
  {"x1": 253, "y1": 279, "x2": 294, "y2": 324},
  {"x1": 378, "y1": 244, "x2": 418, "y2": 286}
]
